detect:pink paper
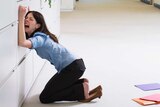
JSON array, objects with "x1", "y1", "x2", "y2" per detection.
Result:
[{"x1": 140, "y1": 93, "x2": 160, "y2": 102}]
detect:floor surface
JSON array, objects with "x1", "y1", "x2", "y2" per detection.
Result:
[{"x1": 22, "y1": 0, "x2": 160, "y2": 107}]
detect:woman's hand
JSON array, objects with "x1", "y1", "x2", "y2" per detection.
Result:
[{"x1": 18, "y1": 5, "x2": 28, "y2": 20}]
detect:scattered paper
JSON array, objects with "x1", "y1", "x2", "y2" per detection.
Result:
[
  {"x1": 132, "y1": 98, "x2": 157, "y2": 106},
  {"x1": 135, "y1": 83, "x2": 160, "y2": 91},
  {"x1": 140, "y1": 93, "x2": 160, "y2": 102}
]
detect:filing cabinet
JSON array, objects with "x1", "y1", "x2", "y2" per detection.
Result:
[
  {"x1": 16, "y1": 51, "x2": 34, "y2": 106},
  {"x1": 0, "y1": 0, "x2": 17, "y2": 30},
  {"x1": 0, "y1": 0, "x2": 60, "y2": 107},
  {"x1": 0, "y1": 22, "x2": 17, "y2": 86},
  {"x1": 0, "y1": 71, "x2": 18, "y2": 107},
  {"x1": 32, "y1": 50, "x2": 45, "y2": 80}
]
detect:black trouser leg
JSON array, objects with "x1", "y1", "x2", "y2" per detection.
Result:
[{"x1": 39, "y1": 59, "x2": 86, "y2": 103}]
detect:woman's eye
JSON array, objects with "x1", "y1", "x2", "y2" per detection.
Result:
[{"x1": 29, "y1": 18, "x2": 34, "y2": 21}]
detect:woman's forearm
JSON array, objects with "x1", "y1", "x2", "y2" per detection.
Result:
[
  {"x1": 18, "y1": 6, "x2": 32, "y2": 48},
  {"x1": 18, "y1": 18, "x2": 26, "y2": 46}
]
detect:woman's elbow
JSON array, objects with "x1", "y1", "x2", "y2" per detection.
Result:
[{"x1": 18, "y1": 41, "x2": 32, "y2": 48}]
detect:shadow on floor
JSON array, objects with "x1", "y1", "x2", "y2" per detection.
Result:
[{"x1": 23, "y1": 94, "x2": 97, "y2": 107}]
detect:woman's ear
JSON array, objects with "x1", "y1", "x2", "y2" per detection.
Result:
[{"x1": 36, "y1": 24, "x2": 41, "y2": 29}]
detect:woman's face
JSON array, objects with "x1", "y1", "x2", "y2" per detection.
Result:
[{"x1": 25, "y1": 13, "x2": 40, "y2": 36}]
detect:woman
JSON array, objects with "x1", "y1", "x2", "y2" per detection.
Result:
[{"x1": 18, "y1": 6, "x2": 102, "y2": 103}]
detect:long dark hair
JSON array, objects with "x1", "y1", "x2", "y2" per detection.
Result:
[{"x1": 25, "y1": 11, "x2": 58, "y2": 43}]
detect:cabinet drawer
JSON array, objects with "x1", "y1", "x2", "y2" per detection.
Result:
[
  {"x1": 33, "y1": 50, "x2": 45, "y2": 79},
  {"x1": 0, "y1": 72, "x2": 18, "y2": 107},
  {"x1": 0, "y1": 0, "x2": 17, "y2": 29},
  {"x1": 17, "y1": 47, "x2": 30, "y2": 63},
  {"x1": 0, "y1": 22, "x2": 17, "y2": 84},
  {"x1": 17, "y1": 51, "x2": 34, "y2": 105}
]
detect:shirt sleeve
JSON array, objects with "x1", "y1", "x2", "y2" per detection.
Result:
[{"x1": 28, "y1": 35, "x2": 45, "y2": 49}]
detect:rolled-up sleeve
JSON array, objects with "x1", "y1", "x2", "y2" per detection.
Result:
[{"x1": 29, "y1": 35, "x2": 45, "y2": 49}]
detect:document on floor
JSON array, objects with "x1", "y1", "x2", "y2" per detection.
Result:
[
  {"x1": 132, "y1": 98, "x2": 158, "y2": 106},
  {"x1": 135, "y1": 83, "x2": 160, "y2": 91},
  {"x1": 140, "y1": 93, "x2": 160, "y2": 102}
]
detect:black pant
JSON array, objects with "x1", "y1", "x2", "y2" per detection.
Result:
[{"x1": 39, "y1": 59, "x2": 86, "y2": 103}]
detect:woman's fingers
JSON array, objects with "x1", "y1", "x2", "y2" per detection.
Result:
[{"x1": 18, "y1": 5, "x2": 28, "y2": 18}]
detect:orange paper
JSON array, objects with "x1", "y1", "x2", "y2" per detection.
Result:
[{"x1": 132, "y1": 98, "x2": 158, "y2": 106}]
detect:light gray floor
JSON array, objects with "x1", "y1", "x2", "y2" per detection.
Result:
[{"x1": 22, "y1": 0, "x2": 160, "y2": 107}]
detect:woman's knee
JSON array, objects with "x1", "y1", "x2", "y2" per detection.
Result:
[
  {"x1": 39, "y1": 94, "x2": 47, "y2": 103},
  {"x1": 39, "y1": 93, "x2": 51, "y2": 104}
]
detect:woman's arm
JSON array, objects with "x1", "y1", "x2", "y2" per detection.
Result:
[{"x1": 18, "y1": 6, "x2": 32, "y2": 48}]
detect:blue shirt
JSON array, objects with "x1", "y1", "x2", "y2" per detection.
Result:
[{"x1": 29, "y1": 32, "x2": 77, "y2": 73}]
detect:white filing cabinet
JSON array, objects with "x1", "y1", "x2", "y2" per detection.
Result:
[
  {"x1": 0, "y1": 0, "x2": 17, "y2": 30},
  {"x1": 32, "y1": 50, "x2": 45, "y2": 79},
  {"x1": 0, "y1": 0, "x2": 60, "y2": 107},
  {"x1": 0, "y1": 50, "x2": 35, "y2": 107},
  {"x1": 0, "y1": 71, "x2": 18, "y2": 107},
  {"x1": 16, "y1": 51, "x2": 34, "y2": 106},
  {"x1": 0, "y1": 22, "x2": 17, "y2": 86}
]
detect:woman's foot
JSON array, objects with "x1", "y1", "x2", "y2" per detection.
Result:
[
  {"x1": 89, "y1": 85, "x2": 102, "y2": 95},
  {"x1": 79, "y1": 87, "x2": 102, "y2": 103}
]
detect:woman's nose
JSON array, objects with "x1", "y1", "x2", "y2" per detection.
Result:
[{"x1": 25, "y1": 19, "x2": 29, "y2": 23}]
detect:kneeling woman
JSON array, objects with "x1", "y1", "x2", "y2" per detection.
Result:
[{"x1": 18, "y1": 6, "x2": 102, "y2": 103}]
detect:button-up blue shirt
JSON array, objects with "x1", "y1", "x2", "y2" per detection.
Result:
[{"x1": 29, "y1": 32, "x2": 77, "y2": 73}]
